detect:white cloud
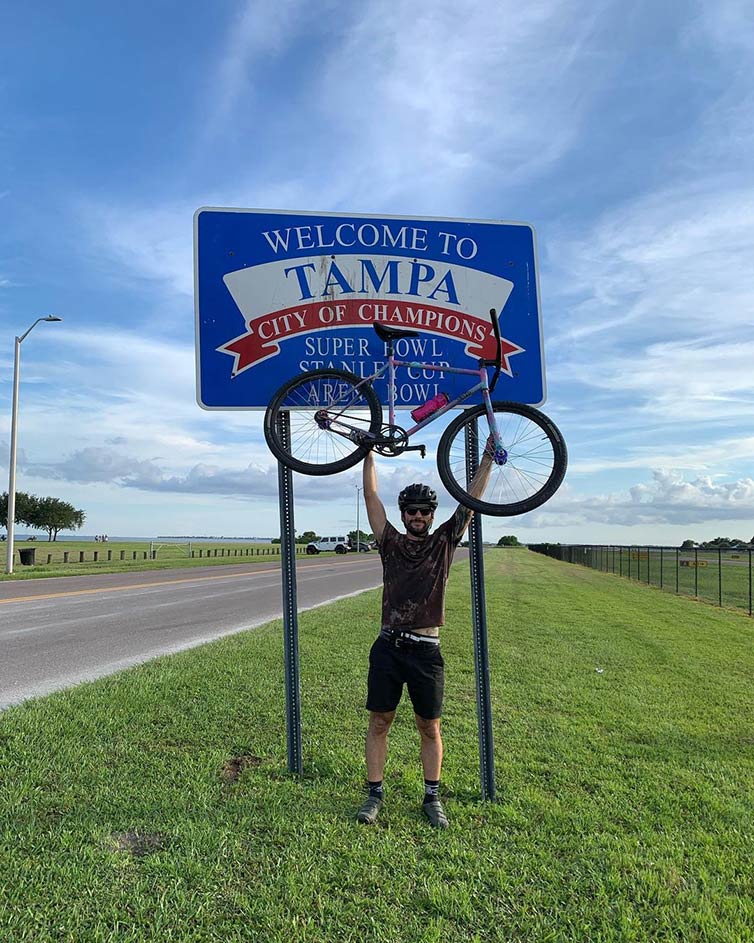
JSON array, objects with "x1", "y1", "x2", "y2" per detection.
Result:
[
  {"x1": 527, "y1": 469, "x2": 754, "y2": 527},
  {"x1": 77, "y1": 201, "x2": 196, "y2": 298},
  {"x1": 568, "y1": 432, "x2": 754, "y2": 476},
  {"x1": 317, "y1": 0, "x2": 607, "y2": 209},
  {"x1": 83, "y1": 0, "x2": 614, "y2": 297},
  {"x1": 689, "y1": 0, "x2": 754, "y2": 56},
  {"x1": 549, "y1": 184, "x2": 754, "y2": 346}
]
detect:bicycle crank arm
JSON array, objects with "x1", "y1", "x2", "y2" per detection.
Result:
[{"x1": 401, "y1": 444, "x2": 427, "y2": 458}]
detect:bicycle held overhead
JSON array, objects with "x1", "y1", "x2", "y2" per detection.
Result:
[{"x1": 263, "y1": 308, "x2": 567, "y2": 517}]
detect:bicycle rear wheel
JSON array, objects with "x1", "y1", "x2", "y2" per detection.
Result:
[
  {"x1": 437, "y1": 401, "x2": 567, "y2": 516},
  {"x1": 264, "y1": 369, "x2": 383, "y2": 475}
]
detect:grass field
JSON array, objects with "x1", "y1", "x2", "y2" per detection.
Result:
[
  {"x1": 567, "y1": 547, "x2": 753, "y2": 616},
  {"x1": 1, "y1": 551, "x2": 752, "y2": 941},
  {"x1": 0, "y1": 539, "x2": 307, "y2": 581}
]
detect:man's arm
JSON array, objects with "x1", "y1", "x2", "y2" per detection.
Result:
[
  {"x1": 446, "y1": 451, "x2": 495, "y2": 541},
  {"x1": 466, "y1": 450, "x2": 494, "y2": 501},
  {"x1": 363, "y1": 450, "x2": 388, "y2": 542}
]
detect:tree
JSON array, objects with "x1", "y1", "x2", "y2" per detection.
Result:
[
  {"x1": 348, "y1": 529, "x2": 373, "y2": 545},
  {"x1": 29, "y1": 497, "x2": 85, "y2": 541},
  {"x1": 680, "y1": 539, "x2": 695, "y2": 550},
  {"x1": 2, "y1": 492, "x2": 85, "y2": 540},
  {"x1": 701, "y1": 537, "x2": 735, "y2": 549},
  {"x1": 297, "y1": 530, "x2": 320, "y2": 545},
  {"x1": 1, "y1": 491, "x2": 40, "y2": 529},
  {"x1": 497, "y1": 535, "x2": 520, "y2": 546}
]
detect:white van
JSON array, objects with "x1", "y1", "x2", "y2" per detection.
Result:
[{"x1": 306, "y1": 536, "x2": 349, "y2": 555}]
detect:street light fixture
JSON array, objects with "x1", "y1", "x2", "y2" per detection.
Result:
[{"x1": 5, "y1": 316, "x2": 63, "y2": 574}]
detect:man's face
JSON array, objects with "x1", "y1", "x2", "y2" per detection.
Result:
[{"x1": 402, "y1": 505, "x2": 434, "y2": 538}]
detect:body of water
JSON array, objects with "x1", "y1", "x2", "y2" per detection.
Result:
[{"x1": 11, "y1": 534, "x2": 275, "y2": 544}]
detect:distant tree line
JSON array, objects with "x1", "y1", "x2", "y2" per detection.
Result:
[
  {"x1": 528, "y1": 538, "x2": 753, "y2": 559},
  {"x1": 680, "y1": 537, "x2": 753, "y2": 549},
  {"x1": 0, "y1": 491, "x2": 86, "y2": 541},
  {"x1": 271, "y1": 529, "x2": 375, "y2": 545}
]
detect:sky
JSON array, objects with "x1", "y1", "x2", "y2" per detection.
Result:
[{"x1": 1, "y1": 0, "x2": 753, "y2": 546}]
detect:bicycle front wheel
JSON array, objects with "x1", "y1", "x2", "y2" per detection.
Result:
[
  {"x1": 437, "y1": 401, "x2": 567, "y2": 516},
  {"x1": 264, "y1": 369, "x2": 383, "y2": 475}
]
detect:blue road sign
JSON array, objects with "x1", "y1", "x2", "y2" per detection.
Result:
[{"x1": 194, "y1": 208, "x2": 546, "y2": 409}]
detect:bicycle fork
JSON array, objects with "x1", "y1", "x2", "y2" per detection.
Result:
[{"x1": 480, "y1": 375, "x2": 508, "y2": 466}]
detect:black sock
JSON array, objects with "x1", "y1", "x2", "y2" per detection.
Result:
[
  {"x1": 368, "y1": 780, "x2": 384, "y2": 798},
  {"x1": 423, "y1": 779, "x2": 440, "y2": 802}
]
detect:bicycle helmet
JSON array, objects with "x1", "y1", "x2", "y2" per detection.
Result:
[{"x1": 398, "y1": 483, "x2": 438, "y2": 511}]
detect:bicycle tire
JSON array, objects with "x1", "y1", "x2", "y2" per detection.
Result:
[
  {"x1": 437, "y1": 401, "x2": 567, "y2": 516},
  {"x1": 264, "y1": 369, "x2": 383, "y2": 476}
]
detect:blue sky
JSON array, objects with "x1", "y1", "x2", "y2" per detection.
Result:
[{"x1": 1, "y1": 0, "x2": 753, "y2": 545}]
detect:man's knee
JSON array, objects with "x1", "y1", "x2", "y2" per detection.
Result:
[
  {"x1": 415, "y1": 715, "x2": 441, "y2": 740},
  {"x1": 368, "y1": 711, "x2": 395, "y2": 737}
]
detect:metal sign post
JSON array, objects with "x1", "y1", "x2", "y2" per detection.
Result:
[
  {"x1": 276, "y1": 411, "x2": 302, "y2": 775},
  {"x1": 465, "y1": 418, "x2": 496, "y2": 801}
]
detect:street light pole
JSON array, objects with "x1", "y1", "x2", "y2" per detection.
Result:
[
  {"x1": 5, "y1": 316, "x2": 62, "y2": 575},
  {"x1": 356, "y1": 485, "x2": 362, "y2": 551}
]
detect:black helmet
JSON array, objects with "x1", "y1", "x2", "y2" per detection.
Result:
[{"x1": 398, "y1": 483, "x2": 438, "y2": 511}]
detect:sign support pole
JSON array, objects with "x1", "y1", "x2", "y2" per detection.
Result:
[
  {"x1": 276, "y1": 411, "x2": 302, "y2": 775},
  {"x1": 465, "y1": 417, "x2": 496, "y2": 801}
]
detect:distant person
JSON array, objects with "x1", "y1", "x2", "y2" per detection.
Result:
[{"x1": 357, "y1": 445, "x2": 493, "y2": 828}]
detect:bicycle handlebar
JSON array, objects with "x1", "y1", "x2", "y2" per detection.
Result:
[{"x1": 488, "y1": 307, "x2": 502, "y2": 394}]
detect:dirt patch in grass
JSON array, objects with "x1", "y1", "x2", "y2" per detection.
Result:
[
  {"x1": 111, "y1": 831, "x2": 168, "y2": 858},
  {"x1": 220, "y1": 754, "x2": 262, "y2": 783}
]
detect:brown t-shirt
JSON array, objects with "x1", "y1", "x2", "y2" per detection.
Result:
[{"x1": 378, "y1": 507, "x2": 471, "y2": 632}]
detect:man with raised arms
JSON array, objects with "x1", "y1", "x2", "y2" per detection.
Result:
[{"x1": 357, "y1": 447, "x2": 493, "y2": 828}]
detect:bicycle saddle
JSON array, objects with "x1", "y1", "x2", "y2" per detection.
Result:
[{"x1": 372, "y1": 323, "x2": 420, "y2": 342}]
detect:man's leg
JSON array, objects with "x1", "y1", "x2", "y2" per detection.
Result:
[
  {"x1": 357, "y1": 710, "x2": 395, "y2": 824},
  {"x1": 366, "y1": 710, "x2": 395, "y2": 781},
  {"x1": 415, "y1": 715, "x2": 449, "y2": 829},
  {"x1": 415, "y1": 714, "x2": 443, "y2": 781}
]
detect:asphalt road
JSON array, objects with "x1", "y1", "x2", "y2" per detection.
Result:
[{"x1": 0, "y1": 555, "x2": 386, "y2": 710}]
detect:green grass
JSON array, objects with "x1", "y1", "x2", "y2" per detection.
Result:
[
  {"x1": 583, "y1": 547, "x2": 753, "y2": 615},
  {"x1": 1, "y1": 551, "x2": 753, "y2": 941},
  {"x1": 0, "y1": 540, "x2": 311, "y2": 581}
]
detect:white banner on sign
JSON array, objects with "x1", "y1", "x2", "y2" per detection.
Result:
[{"x1": 220, "y1": 255, "x2": 518, "y2": 376}]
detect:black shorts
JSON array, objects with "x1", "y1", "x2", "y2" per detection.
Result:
[{"x1": 366, "y1": 635, "x2": 445, "y2": 720}]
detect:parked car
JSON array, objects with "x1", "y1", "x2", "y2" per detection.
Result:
[
  {"x1": 306, "y1": 536, "x2": 349, "y2": 555},
  {"x1": 348, "y1": 541, "x2": 371, "y2": 552}
]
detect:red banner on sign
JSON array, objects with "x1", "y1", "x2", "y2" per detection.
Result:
[{"x1": 219, "y1": 299, "x2": 523, "y2": 377}]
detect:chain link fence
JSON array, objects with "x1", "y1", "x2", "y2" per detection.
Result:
[{"x1": 529, "y1": 544, "x2": 754, "y2": 616}]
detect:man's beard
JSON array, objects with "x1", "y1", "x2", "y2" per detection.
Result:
[{"x1": 405, "y1": 517, "x2": 431, "y2": 538}]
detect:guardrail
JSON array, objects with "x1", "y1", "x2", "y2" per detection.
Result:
[{"x1": 528, "y1": 544, "x2": 753, "y2": 616}]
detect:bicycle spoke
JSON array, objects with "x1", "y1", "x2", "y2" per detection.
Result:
[
  {"x1": 268, "y1": 370, "x2": 378, "y2": 472},
  {"x1": 443, "y1": 407, "x2": 559, "y2": 510}
]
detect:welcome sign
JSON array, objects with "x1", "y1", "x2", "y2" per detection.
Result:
[{"x1": 194, "y1": 209, "x2": 546, "y2": 409}]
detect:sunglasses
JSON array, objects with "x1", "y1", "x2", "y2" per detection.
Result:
[{"x1": 405, "y1": 506, "x2": 433, "y2": 516}]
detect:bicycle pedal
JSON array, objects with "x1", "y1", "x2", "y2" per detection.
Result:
[{"x1": 403, "y1": 444, "x2": 427, "y2": 458}]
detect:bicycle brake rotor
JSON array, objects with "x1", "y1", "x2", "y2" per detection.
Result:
[{"x1": 373, "y1": 425, "x2": 409, "y2": 456}]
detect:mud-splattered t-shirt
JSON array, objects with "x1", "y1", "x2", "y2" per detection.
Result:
[{"x1": 378, "y1": 508, "x2": 471, "y2": 631}]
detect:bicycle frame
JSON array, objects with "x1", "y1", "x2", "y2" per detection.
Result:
[{"x1": 329, "y1": 354, "x2": 505, "y2": 455}]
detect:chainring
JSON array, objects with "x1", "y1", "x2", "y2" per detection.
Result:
[{"x1": 373, "y1": 424, "x2": 409, "y2": 456}]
